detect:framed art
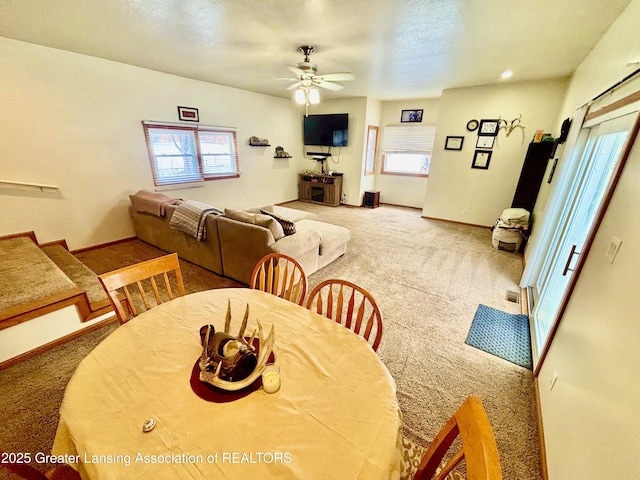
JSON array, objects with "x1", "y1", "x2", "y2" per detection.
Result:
[
  {"x1": 445, "y1": 136, "x2": 464, "y2": 151},
  {"x1": 178, "y1": 106, "x2": 199, "y2": 122},
  {"x1": 365, "y1": 125, "x2": 379, "y2": 175},
  {"x1": 472, "y1": 150, "x2": 492, "y2": 169},
  {"x1": 476, "y1": 136, "x2": 495, "y2": 149},
  {"x1": 478, "y1": 119, "x2": 499, "y2": 136},
  {"x1": 401, "y1": 109, "x2": 423, "y2": 123}
]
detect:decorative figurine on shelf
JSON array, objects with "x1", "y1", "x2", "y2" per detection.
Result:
[
  {"x1": 275, "y1": 146, "x2": 291, "y2": 158},
  {"x1": 199, "y1": 300, "x2": 275, "y2": 391},
  {"x1": 249, "y1": 136, "x2": 270, "y2": 146}
]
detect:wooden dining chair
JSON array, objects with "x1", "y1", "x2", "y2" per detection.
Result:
[
  {"x1": 250, "y1": 253, "x2": 307, "y2": 305},
  {"x1": 98, "y1": 252, "x2": 185, "y2": 324},
  {"x1": 412, "y1": 396, "x2": 502, "y2": 480},
  {"x1": 306, "y1": 279, "x2": 383, "y2": 351},
  {"x1": 0, "y1": 449, "x2": 80, "y2": 479}
]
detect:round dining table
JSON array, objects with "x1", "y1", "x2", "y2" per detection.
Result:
[{"x1": 52, "y1": 288, "x2": 403, "y2": 479}]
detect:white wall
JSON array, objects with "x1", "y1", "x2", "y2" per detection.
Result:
[
  {"x1": 376, "y1": 98, "x2": 440, "y2": 208},
  {"x1": 533, "y1": 0, "x2": 640, "y2": 477},
  {"x1": 422, "y1": 79, "x2": 568, "y2": 226},
  {"x1": 0, "y1": 37, "x2": 303, "y2": 249}
]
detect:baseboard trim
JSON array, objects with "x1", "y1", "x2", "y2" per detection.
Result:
[
  {"x1": 420, "y1": 215, "x2": 492, "y2": 229},
  {"x1": 71, "y1": 236, "x2": 137, "y2": 254},
  {"x1": 379, "y1": 202, "x2": 422, "y2": 211},
  {"x1": 533, "y1": 376, "x2": 549, "y2": 480},
  {"x1": 0, "y1": 315, "x2": 118, "y2": 370}
]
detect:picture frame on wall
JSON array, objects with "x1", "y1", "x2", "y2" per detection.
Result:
[
  {"x1": 477, "y1": 119, "x2": 499, "y2": 136},
  {"x1": 476, "y1": 136, "x2": 495, "y2": 149},
  {"x1": 445, "y1": 136, "x2": 464, "y2": 151},
  {"x1": 472, "y1": 150, "x2": 492, "y2": 169},
  {"x1": 401, "y1": 109, "x2": 423, "y2": 123},
  {"x1": 178, "y1": 106, "x2": 199, "y2": 122},
  {"x1": 364, "y1": 125, "x2": 379, "y2": 175}
]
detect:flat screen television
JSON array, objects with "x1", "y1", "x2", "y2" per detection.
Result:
[{"x1": 303, "y1": 114, "x2": 348, "y2": 147}]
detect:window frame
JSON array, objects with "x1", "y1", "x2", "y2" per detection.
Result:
[
  {"x1": 143, "y1": 122, "x2": 240, "y2": 186},
  {"x1": 380, "y1": 125, "x2": 436, "y2": 178}
]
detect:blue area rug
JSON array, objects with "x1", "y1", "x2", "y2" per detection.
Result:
[{"x1": 465, "y1": 304, "x2": 532, "y2": 370}]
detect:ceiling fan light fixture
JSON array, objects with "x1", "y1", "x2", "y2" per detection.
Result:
[
  {"x1": 308, "y1": 87, "x2": 320, "y2": 104},
  {"x1": 294, "y1": 88, "x2": 306, "y2": 105}
]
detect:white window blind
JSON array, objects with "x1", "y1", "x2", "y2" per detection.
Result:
[
  {"x1": 381, "y1": 125, "x2": 436, "y2": 176},
  {"x1": 383, "y1": 125, "x2": 436, "y2": 152},
  {"x1": 143, "y1": 122, "x2": 239, "y2": 186}
]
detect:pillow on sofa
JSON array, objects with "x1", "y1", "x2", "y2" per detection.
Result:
[
  {"x1": 224, "y1": 208, "x2": 285, "y2": 240},
  {"x1": 260, "y1": 209, "x2": 296, "y2": 236}
]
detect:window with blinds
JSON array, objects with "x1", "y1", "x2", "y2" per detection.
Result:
[
  {"x1": 381, "y1": 125, "x2": 436, "y2": 176},
  {"x1": 143, "y1": 123, "x2": 239, "y2": 186}
]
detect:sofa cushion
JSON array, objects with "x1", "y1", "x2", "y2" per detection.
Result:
[
  {"x1": 224, "y1": 208, "x2": 284, "y2": 240},
  {"x1": 260, "y1": 209, "x2": 296, "y2": 236},
  {"x1": 296, "y1": 219, "x2": 351, "y2": 254}
]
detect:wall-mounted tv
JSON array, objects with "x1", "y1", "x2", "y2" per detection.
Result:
[{"x1": 303, "y1": 114, "x2": 348, "y2": 147}]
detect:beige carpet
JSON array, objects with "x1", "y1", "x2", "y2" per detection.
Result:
[{"x1": 0, "y1": 203, "x2": 541, "y2": 479}]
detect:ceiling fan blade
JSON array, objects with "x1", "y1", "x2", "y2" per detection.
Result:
[
  {"x1": 317, "y1": 72, "x2": 354, "y2": 82},
  {"x1": 315, "y1": 80, "x2": 343, "y2": 91},
  {"x1": 287, "y1": 81, "x2": 303, "y2": 90}
]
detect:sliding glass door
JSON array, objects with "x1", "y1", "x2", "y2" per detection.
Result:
[{"x1": 531, "y1": 112, "x2": 637, "y2": 362}]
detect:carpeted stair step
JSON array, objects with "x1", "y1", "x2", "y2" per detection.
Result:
[
  {"x1": 0, "y1": 237, "x2": 81, "y2": 324},
  {"x1": 40, "y1": 244, "x2": 110, "y2": 311}
]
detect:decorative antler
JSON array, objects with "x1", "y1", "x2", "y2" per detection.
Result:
[
  {"x1": 199, "y1": 301, "x2": 275, "y2": 391},
  {"x1": 498, "y1": 114, "x2": 524, "y2": 137}
]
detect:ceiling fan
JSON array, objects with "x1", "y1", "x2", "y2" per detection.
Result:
[{"x1": 283, "y1": 46, "x2": 354, "y2": 95}]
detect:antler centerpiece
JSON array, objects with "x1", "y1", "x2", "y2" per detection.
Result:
[{"x1": 199, "y1": 300, "x2": 275, "y2": 391}]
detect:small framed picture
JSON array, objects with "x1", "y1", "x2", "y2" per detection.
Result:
[
  {"x1": 472, "y1": 150, "x2": 492, "y2": 169},
  {"x1": 476, "y1": 136, "x2": 495, "y2": 149},
  {"x1": 401, "y1": 109, "x2": 423, "y2": 123},
  {"x1": 178, "y1": 106, "x2": 199, "y2": 122},
  {"x1": 445, "y1": 136, "x2": 464, "y2": 151},
  {"x1": 478, "y1": 119, "x2": 499, "y2": 136}
]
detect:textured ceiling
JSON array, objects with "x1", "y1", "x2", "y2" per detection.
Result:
[{"x1": 0, "y1": 0, "x2": 633, "y2": 100}]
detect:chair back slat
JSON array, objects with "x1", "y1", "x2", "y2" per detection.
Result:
[
  {"x1": 163, "y1": 271, "x2": 175, "y2": 299},
  {"x1": 250, "y1": 253, "x2": 308, "y2": 306},
  {"x1": 353, "y1": 297, "x2": 367, "y2": 333},
  {"x1": 306, "y1": 279, "x2": 383, "y2": 352},
  {"x1": 413, "y1": 396, "x2": 502, "y2": 480},
  {"x1": 137, "y1": 280, "x2": 151, "y2": 310},
  {"x1": 98, "y1": 253, "x2": 185, "y2": 324}
]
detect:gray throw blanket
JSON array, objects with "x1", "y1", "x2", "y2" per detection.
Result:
[{"x1": 169, "y1": 200, "x2": 223, "y2": 241}]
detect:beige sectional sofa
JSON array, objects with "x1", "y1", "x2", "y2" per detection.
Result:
[{"x1": 130, "y1": 195, "x2": 350, "y2": 284}]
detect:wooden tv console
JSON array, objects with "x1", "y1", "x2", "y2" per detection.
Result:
[{"x1": 298, "y1": 174, "x2": 342, "y2": 207}]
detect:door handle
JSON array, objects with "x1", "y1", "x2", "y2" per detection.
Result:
[{"x1": 562, "y1": 244, "x2": 580, "y2": 276}]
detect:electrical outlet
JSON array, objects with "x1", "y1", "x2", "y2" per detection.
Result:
[
  {"x1": 550, "y1": 370, "x2": 558, "y2": 390},
  {"x1": 462, "y1": 209, "x2": 468, "y2": 215},
  {"x1": 605, "y1": 236, "x2": 622, "y2": 264}
]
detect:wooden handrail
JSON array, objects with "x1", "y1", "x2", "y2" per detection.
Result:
[{"x1": 0, "y1": 179, "x2": 60, "y2": 192}]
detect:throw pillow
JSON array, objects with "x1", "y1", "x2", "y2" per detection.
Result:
[
  {"x1": 260, "y1": 209, "x2": 296, "y2": 236},
  {"x1": 224, "y1": 208, "x2": 285, "y2": 240}
]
